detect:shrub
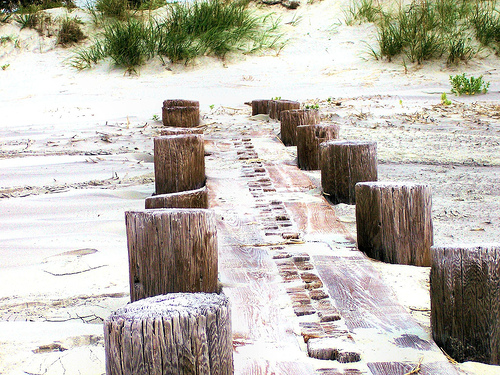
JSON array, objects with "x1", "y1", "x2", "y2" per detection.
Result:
[
  {"x1": 57, "y1": 17, "x2": 86, "y2": 46},
  {"x1": 94, "y1": 0, "x2": 130, "y2": 20},
  {"x1": 450, "y1": 73, "x2": 490, "y2": 95}
]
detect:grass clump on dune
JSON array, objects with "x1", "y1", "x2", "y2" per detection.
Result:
[
  {"x1": 348, "y1": 0, "x2": 500, "y2": 65},
  {"x1": 71, "y1": 0, "x2": 282, "y2": 72}
]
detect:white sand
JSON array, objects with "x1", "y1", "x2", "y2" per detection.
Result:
[{"x1": 1, "y1": 1, "x2": 500, "y2": 374}]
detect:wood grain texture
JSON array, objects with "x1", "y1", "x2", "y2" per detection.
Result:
[
  {"x1": 162, "y1": 100, "x2": 200, "y2": 127},
  {"x1": 431, "y1": 244, "x2": 500, "y2": 364},
  {"x1": 297, "y1": 124, "x2": 340, "y2": 170},
  {"x1": 268, "y1": 99, "x2": 300, "y2": 120},
  {"x1": 145, "y1": 186, "x2": 209, "y2": 209},
  {"x1": 279, "y1": 109, "x2": 320, "y2": 146},
  {"x1": 320, "y1": 141, "x2": 377, "y2": 204},
  {"x1": 125, "y1": 209, "x2": 218, "y2": 302},
  {"x1": 251, "y1": 100, "x2": 270, "y2": 116},
  {"x1": 160, "y1": 127, "x2": 204, "y2": 136},
  {"x1": 355, "y1": 182, "x2": 433, "y2": 267},
  {"x1": 154, "y1": 134, "x2": 205, "y2": 195},
  {"x1": 104, "y1": 293, "x2": 233, "y2": 375}
]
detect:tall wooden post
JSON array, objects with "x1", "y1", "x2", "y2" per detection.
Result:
[
  {"x1": 104, "y1": 293, "x2": 234, "y2": 375},
  {"x1": 125, "y1": 209, "x2": 218, "y2": 302},
  {"x1": 251, "y1": 99, "x2": 270, "y2": 116},
  {"x1": 154, "y1": 134, "x2": 205, "y2": 195},
  {"x1": 320, "y1": 140, "x2": 377, "y2": 204},
  {"x1": 355, "y1": 182, "x2": 433, "y2": 266},
  {"x1": 145, "y1": 186, "x2": 209, "y2": 209},
  {"x1": 280, "y1": 109, "x2": 320, "y2": 146},
  {"x1": 269, "y1": 99, "x2": 300, "y2": 120},
  {"x1": 431, "y1": 244, "x2": 500, "y2": 364},
  {"x1": 297, "y1": 124, "x2": 340, "y2": 170},
  {"x1": 162, "y1": 99, "x2": 200, "y2": 128}
]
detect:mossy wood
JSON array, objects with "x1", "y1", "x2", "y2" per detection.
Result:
[
  {"x1": 355, "y1": 182, "x2": 433, "y2": 267},
  {"x1": 162, "y1": 100, "x2": 200, "y2": 127},
  {"x1": 125, "y1": 209, "x2": 218, "y2": 302},
  {"x1": 145, "y1": 186, "x2": 209, "y2": 209},
  {"x1": 269, "y1": 99, "x2": 300, "y2": 120},
  {"x1": 154, "y1": 134, "x2": 205, "y2": 195},
  {"x1": 431, "y1": 244, "x2": 500, "y2": 365},
  {"x1": 251, "y1": 99, "x2": 270, "y2": 116},
  {"x1": 297, "y1": 124, "x2": 340, "y2": 170},
  {"x1": 280, "y1": 109, "x2": 320, "y2": 146},
  {"x1": 104, "y1": 293, "x2": 233, "y2": 375},
  {"x1": 320, "y1": 140, "x2": 377, "y2": 204}
]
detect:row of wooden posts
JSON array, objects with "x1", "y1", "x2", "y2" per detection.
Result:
[
  {"x1": 104, "y1": 100, "x2": 233, "y2": 375},
  {"x1": 254, "y1": 98, "x2": 500, "y2": 365},
  {"x1": 103, "y1": 98, "x2": 500, "y2": 374}
]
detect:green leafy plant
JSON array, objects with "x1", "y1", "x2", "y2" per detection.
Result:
[
  {"x1": 151, "y1": 114, "x2": 160, "y2": 121},
  {"x1": 15, "y1": 12, "x2": 40, "y2": 29},
  {"x1": 449, "y1": 73, "x2": 490, "y2": 95},
  {"x1": 0, "y1": 12, "x2": 11, "y2": 23},
  {"x1": 305, "y1": 104, "x2": 319, "y2": 109},
  {"x1": 1, "y1": 63, "x2": 9, "y2": 70},
  {"x1": 272, "y1": 96, "x2": 281, "y2": 100},
  {"x1": 441, "y1": 92, "x2": 451, "y2": 105}
]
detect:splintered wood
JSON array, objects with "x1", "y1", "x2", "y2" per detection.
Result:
[
  {"x1": 355, "y1": 182, "x2": 433, "y2": 267},
  {"x1": 104, "y1": 293, "x2": 233, "y2": 375},
  {"x1": 125, "y1": 209, "x2": 218, "y2": 302},
  {"x1": 431, "y1": 244, "x2": 500, "y2": 364}
]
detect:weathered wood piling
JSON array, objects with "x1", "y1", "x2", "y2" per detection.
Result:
[
  {"x1": 320, "y1": 140, "x2": 377, "y2": 204},
  {"x1": 162, "y1": 99, "x2": 200, "y2": 128},
  {"x1": 251, "y1": 99, "x2": 270, "y2": 116},
  {"x1": 431, "y1": 244, "x2": 500, "y2": 364},
  {"x1": 355, "y1": 182, "x2": 433, "y2": 266},
  {"x1": 125, "y1": 209, "x2": 218, "y2": 302},
  {"x1": 280, "y1": 109, "x2": 320, "y2": 146},
  {"x1": 145, "y1": 186, "x2": 209, "y2": 209},
  {"x1": 104, "y1": 293, "x2": 233, "y2": 375},
  {"x1": 296, "y1": 124, "x2": 340, "y2": 170},
  {"x1": 269, "y1": 99, "x2": 300, "y2": 120},
  {"x1": 154, "y1": 134, "x2": 205, "y2": 195}
]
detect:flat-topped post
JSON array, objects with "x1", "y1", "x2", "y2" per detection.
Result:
[
  {"x1": 162, "y1": 99, "x2": 200, "y2": 128},
  {"x1": 297, "y1": 124, "x2": 340, "y2": 170},
  {"x1": 280, "y1": 109, "x2": 320, "y2": 146}
]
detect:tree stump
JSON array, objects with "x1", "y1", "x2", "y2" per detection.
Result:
[
  {"x1": 431, "y1": 244, "x2": 500, "y2": 364},
  {"x1": 145, "y1": 186, "x2": 209, "y2": 209},
  {"x1": 297, "y1": 124, "x2": 340, "y2": 170},
  {"x1": 162, "y1": 100, "x2": 200, "y2": 128},
  {"x1": 280, "y1": 109, "x2": 320, "y2": 146},
  {"x1": 355, "y1": 182, "x2": 433, "y2": 266},
  {"x1": 125, "y1": 209, "x2": 218, "y2": 302},
  {"x1": 160, "y1": 127, "x2": 204, "y2": 136},
  {"x1": 154, "y1": 134, "x2": 205, "y2": 195},
  {"x1": 104, "y1": 293, "x2": 233, "y2": 375},
  {"x1": 320, "y1": 140, "x2": 377, "y2": 204},
  {"x1": 269, "y1": 99, "x2": 300, "y2": 120},
  {"x1": 251, "y1": 99, "x2": 270, "y2": 116}
]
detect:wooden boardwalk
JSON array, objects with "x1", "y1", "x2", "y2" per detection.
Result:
[{"x1": 206, "y1": 131, "x2": 459, "y2": 375}]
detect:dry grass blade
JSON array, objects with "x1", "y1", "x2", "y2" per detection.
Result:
[{"x1": 403, "y1": 356, "x2": 423, "y2": 375}]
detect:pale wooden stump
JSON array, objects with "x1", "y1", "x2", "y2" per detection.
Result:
[
  {"x1": 296, "y1": 124, "x2": 340, "y2": 170},
  {"x1": 355, "y1": 182, "x2": 433, "y2": 266},
  {"x1": 104, "y1": 293, "x2": 233, "y2": 375},
  {"x1": 145, "y1": 186, "x2": 208, "y2": 209},
  {"x1": 431, "y1": 244, "x2": 500, "y2": 364},
  {"x1": 269, "y1": 99, "x2": 300, "y2": 120},
  {"x1": 125, "y1": 209, "x2": 218, "y2": 302},
  {"x1": 251, "y1": 99, "x2": 270, "y2": 116},
  {"x1": 280, "y1": 109, "x2": 320, "y2": 146},
  {"x1": 154, "y1": 134, "x2": 205, "y2": 195},
  {"x1": 320, "y1": 140, "x2": 377, "y2": 204},
  {"x1": 162, "y1": 99, "x2": 200, "y2": 127}
]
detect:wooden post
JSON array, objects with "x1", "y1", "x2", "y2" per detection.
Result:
[
  {"x1": 280, "y1": 109, "x2": 320, "y2": 146},
  {"x1": 160, "y1": 127, "x2": 204, "y2": 136},
  {"x1": 104, "y1": 293, "x2": 233, "y2": 375},
  {"x1": 154, "y1": 134, "x2": 205, "y2": 195},
  {"x1": 355, "y1": 182, "x2": 433, "y2": 266},
  {"x1": 125, "y1": 209, "x2": 218, "y2": 302},
  {"x1": 431, "y1": 244, "x2": 500, "y2": 364},
  {"x1": 162, "y1": 99, "x2": 200, "y2": 128},
  {"x1": 297, "y1": 124, "x2": 340, "y2": 170},
  {"x1": 251, "y1": 99, "x2": 270, "y2": 116},
  {"x1": 269, "y1": 99, "x2": 300, "y2": 120},
  {"x1": 145, "y1": 186, "x2": 209, "y2": 209},
  {"x1": 320, "y1": 140, "x2": 377, "y2": 204}
]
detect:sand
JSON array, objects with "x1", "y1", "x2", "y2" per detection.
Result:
[{"x1": 1, "y1": 0, "x2": 499, "y2": 373}]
